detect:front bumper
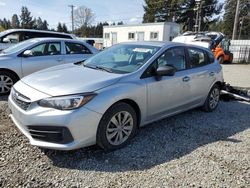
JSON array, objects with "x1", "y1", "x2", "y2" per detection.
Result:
[{"x1": 8, "y1": 93, "x2": 103, "y2": 150}]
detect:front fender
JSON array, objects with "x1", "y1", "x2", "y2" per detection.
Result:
[{"x1": 84, "y1": 81, "x2": 147, "y2": 125}]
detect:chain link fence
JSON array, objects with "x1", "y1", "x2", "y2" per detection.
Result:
[{"x1": 229, "y1": 40, "x2": 250, "y2": 63}]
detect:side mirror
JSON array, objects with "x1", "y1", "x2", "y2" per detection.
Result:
[
  {"x1": 155, "y1": 65, "x2": 176, "y2": 81},
  {"x1": 3, "y1": 38, "x2": 10, "y2": 43},
  {"x1": 22, "y1": 50, "x2": 33, "y2": 57}
]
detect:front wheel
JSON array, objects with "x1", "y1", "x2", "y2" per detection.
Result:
[
  {"x1": 202, "y1": 84, "x2": 220, "y2": 112},
  {"x1": 0, "y1": 71, "x2": 18, "y2": 95},
  {"x1": 96, "y1": 102, "x2": 138, "y2": 151}
]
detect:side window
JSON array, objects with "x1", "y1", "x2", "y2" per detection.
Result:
[
  {"x1": 187, "y1": 48, "x2": 209, "y2": 68},
  {"x1": 156, "y1": 47, "x2": 186, "y2": 71},
  {"x1": 2, "y1": 32, "x2": 22, "y2": 43},
  {"x1": 207, "y1": 51, "x2": 215, "y2": 63},
  {"x1": 65, "y1": 42, "x2": 91, "y2": 54},
  {"x1": 30, "y1": 42, "x2": 61, "y2": 56}
]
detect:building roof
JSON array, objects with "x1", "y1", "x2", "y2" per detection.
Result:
[{"x1": 103, "y1": 22, "x2": 180, "y2": 28}]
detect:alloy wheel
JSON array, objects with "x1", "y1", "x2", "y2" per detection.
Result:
[
  {"x1": 106, "y1": 111, "x2": 134, "y2": 146},
  {"x1": 0, "y1": 75, "x2": 14, "y2": 94},
  {"x1": 209, "y1": 88, "x2": 220, "y2": 109}
]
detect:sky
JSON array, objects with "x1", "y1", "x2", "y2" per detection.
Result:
[
  {"x1": 0, "y1": 0, "x2": 225, "y2": 30},
  {"x1": 0, "y1": 0, "x2": 145, "y2": 29}
]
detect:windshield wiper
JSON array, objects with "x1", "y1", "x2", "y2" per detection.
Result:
[
  {"x1": 95, "y1": 65, "x2": 113, "y2": 73},
  {"x1": 83, "y1": 63, "x2": 112, "y2": 73}
]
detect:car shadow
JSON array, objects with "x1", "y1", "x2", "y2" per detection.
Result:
[
  {"x1": 0, "y1": 95, "x2": 8, "y2": 102},
  {"x1": 42, "y1": 101, "x2": 250, "y2": 172}
]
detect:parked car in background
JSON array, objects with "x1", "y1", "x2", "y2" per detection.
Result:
[
  {"x1": 173, "y1": 32, "x2": 233, "y2": 64},
  {"x1": 8, "y1": 41, "x2": 223, "y2": 151},
  {"x1": 0, "y1": 29, "x2": 76, "y2": 51},
  {"x1": 0, "y1": 38, "x2": 99, "y2": 95}
]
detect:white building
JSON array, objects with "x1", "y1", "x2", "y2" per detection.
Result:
[{"x1": 103, "y1": 22, "x2": 180, "y2": 48}]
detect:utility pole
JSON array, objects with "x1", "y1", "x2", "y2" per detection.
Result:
[
  {"x1": 198, "y1": 1, "x2": 204, "y2": 32},
  {"x1": 194, "y1": 0, "x2": 201, "y2": 33},
  {"x1": 68, "y1": 5, "x2": 75, "y2": 34},
  {"x1": 232, "y1": 0, "x2": 240, "y2": 40}
]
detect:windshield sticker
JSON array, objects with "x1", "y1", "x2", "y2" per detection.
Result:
[{"x1": 133, "y1": 48, "x2": 151, "y2": 53}]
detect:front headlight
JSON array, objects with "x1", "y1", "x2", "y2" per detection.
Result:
[{"x1": 38, "y1": 93, "x2": 96, "y2": 110}]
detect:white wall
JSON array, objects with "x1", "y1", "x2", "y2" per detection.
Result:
[{"x1": 103, "y1": 22, "x2": 180, "y2": 48}]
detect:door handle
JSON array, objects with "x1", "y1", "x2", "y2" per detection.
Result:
[
  {"x1": 209, "y1": 72, "x2": 215, "y2": 76},
  {"x1": 182, "y1": 76, "x2": 190, "y2": 82}
]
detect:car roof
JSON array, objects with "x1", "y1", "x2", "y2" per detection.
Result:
[
  {"x1": 1, "y1": 29, "x2": 74, "y2": 37},
  {"x1": 117, "y1": 41, "x2": 212, "y2": 52},
  {"x1": 27, "y1": 38, "x2": 84, "y2": 43}
]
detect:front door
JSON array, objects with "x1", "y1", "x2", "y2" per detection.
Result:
[
  {"x1": 21, "y1": 42, "x2": 64, "y2": 77},
  {"x1": 137, "y1": 32, "x2": 144, "y2": 41},
  {"x1": 143, "y1": 47, "x2": 193, "y2": 120},
  {"x1": 111, "y1": 32, "x2": 117, "y2": 45}
]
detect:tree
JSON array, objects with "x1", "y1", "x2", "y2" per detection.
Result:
[
  {"x1": 223, "y1": 0, "x2": 250, "y2": 39},
  {"x1": 117, "y1": 21, "x2": 124, "y2": 25},
  {"x1": 11, "y1": 14, "x2": 20, "y2": 28},
  {"x1": 57, "y1": 22, "x2": 63, "y2": 32},
  {"x1": 74, "y1": 6, "x2": 95, "y2": 28},
  {"x1": 42, "y1": 20, "x2": 48, "y2": 30},
  {"x1": 0, "y1": 25, "x2": 4, "y2": 32},
  {"x1": 20, "y1": 6, "x2": 34, "y2": 29},
  {"x1": 143, "y1": 0, "x2": 223, "y2": 32},
  {"x1": 62, "y1": 24, "x2": 68, "y2": 33},
  {"x1": 36, "y1": 17, "x2": 44, "y2": 30}
]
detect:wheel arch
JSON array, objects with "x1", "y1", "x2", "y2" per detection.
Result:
[
  {"x1": 0, "y1": 68, "x2": 20, "y2": 81},
  {"x1": 112, "y1": 99, "x2": 141, "y2": 128}
]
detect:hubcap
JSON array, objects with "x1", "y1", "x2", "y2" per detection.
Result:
[
  {"x1": 0, "y1": 75, "x2": 14, "y2": 94},
  {"x1": 106, "y1": 111, "x2": 134, "y2": 146},
  {"x1": 209, "y1": 88, "x2": 220, "y2": 109}
]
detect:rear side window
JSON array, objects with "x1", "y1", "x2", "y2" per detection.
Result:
[
  {"x1": 65, "y1": 42, "x2": 91, "y2": 54},
  {"x1": 187, "y1": 48, "x2": 209, "y2": 68}
]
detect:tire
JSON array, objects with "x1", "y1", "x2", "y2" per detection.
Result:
[
  {"x1": 96, "y1": 102, "x2": 138, "y2": 151},
  {"x1": 0, "y1": 70, "x2": 18, "y2": 96},
  {"x1": 202, "y1": 84, "x2": 220, "y2": 112},
  {"x1": 218, "y1": 56, "x2": 224, "y2": 64}
]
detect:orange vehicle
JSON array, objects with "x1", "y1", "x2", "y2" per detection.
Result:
[
  {"x1": 213, "y1": 43, "x2": 233, "y2": 64},
  {"x1": 173, "y1": 32, "x2": 233, "y2": 64}
]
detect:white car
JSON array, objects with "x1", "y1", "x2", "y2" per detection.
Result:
[
  {"x1": 0, "y1": 29, "x2": 76, "y2": 51},
  {"x1": 0, "y1": 38, "x2": 99, "y2": 95}
]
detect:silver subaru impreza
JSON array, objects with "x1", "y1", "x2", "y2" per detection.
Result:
[{"x1": 8, "y1": 41, "x2": 223, "y2": 150}]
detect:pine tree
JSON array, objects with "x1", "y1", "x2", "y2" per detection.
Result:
[
  {"x1": 62, "y1": 24, "x2": 68, "y2": 33},
  {"x1": 57, "y1": 22, "x2": 63, "y2": 32},
  {"x1": 36, "y1": 17, "x2": 44, "y2": 30},
  {"x1": 11, "y1": 14, "x2": 20, "y2": 29},
  {"x1": 223, "y1": 0, "x2": 250, "y2": 39},
  {"x1": 143, "y1": 0, "x2": 223, "y2": 32},
  {"x1": 20, "y1": 6, "x2": 34, "y2": 29},
  {"x1": 42, "y1": 20, "x2": 48, "y2": 30}
]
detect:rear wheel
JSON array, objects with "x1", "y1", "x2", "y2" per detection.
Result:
[
  {"x1": 202, "y1": 84, "x2": 220, "y2": 112},
  {"x1": 0, "y1": 70, "x2": 18, "y2": 95},
  {"x1": 96, "y1": 102, "x2": 138, "y2": 151},
  {"x1": 218, "y1": 56, "x2": 224, "y2": 64}
]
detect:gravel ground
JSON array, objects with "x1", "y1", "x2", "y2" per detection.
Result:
[{"x1": 0, "y1": 65, "x2": 250, "y2": 187}]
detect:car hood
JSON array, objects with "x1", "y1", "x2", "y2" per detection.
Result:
[{"x1": 21, "y1": 63, "x2": 124, "y2": 96}]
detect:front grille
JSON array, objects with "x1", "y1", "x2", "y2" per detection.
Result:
[
  {"x1": 12, "y1": 89, "x2": 31, "y2": 110},
  {"x1": 27, "y1": 126, "x2": 74, "y2": 144}
]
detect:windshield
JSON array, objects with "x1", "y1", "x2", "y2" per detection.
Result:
[
  {"x1": 1, "y1": 39, "x2": 36, "y2": 54},
  {"x1": 84, "y1": 44, "x2": 160, "y2": 74}
]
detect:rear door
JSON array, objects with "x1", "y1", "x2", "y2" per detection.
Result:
[
  {"x1": 21, "y1": 41, "x2": 64, "y2": 76},
  {"x1": 63, "y1": 41, "x2": 93, "y2": 63},
  {"x1": 186, "y1": 47, "x2": 216, "y2": 103}
]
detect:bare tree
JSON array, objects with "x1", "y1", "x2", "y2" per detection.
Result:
[{"x1": 73, "y1": 6, "x2": 95, "y2": 28}]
